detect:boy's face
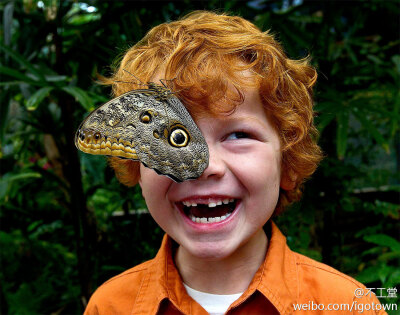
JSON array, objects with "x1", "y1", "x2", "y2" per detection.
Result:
[{"x1": 139, "y1": 86, "x2": 291, "y2": 260}]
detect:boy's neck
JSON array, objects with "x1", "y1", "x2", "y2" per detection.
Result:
[{"x1": 174, "y1": 229, "x2": 268, "y2": 295}]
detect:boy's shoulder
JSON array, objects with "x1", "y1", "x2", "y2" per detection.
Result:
[
  {"x1": 295, "y1": 250, "x2": 363, "y2": 285},
  {"x1": 287, "y1": 252, "x2": 386, "y2": 313},
  {"x1": 267, "y1": 223, "x2": 366, "y2": 292},
  {"x1": 293, "y1": 250, "x2": 366, "y2": 299},
  {"x1": 100, "y1": 259, "x2": 152, "y2": 289},
  {"x1": 259, "y1": 223, "x2": 386, "y2": 314}
]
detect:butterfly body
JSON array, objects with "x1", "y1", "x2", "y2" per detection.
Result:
[{"x1": 75, "y1": 84, "x2": 209, "y2": 182}]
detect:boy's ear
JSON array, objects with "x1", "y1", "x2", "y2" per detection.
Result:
[{"x1": 280, "y1": 171, "x2": 297, "y2": 191}]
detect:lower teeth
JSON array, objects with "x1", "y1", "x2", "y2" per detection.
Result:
[{"x1": 190, "y1": 212, "x2": 232, "y2": 223}]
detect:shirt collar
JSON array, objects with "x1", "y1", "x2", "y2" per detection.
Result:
[
  {"x1": 132, "y1": 221, "x2": 297, "y2": 314},
  {"x1": 133, "y1": 235, "x2": 194, "y2": 314},
  {"x1": 254, "y1": 222, "x2": 298, "y2": 313}
]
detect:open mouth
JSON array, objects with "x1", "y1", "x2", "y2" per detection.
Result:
[{"x1": 180, "y1": 198, "x2": 238, "y2": 224}]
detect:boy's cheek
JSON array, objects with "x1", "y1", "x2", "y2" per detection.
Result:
[
  {"x1": 138, "y1": 164, "x2": 171, "y2": 198},
  {"x1": 138, "y1": 164, "x2": 153, "y2": 199},
  {"x1": 138, "y1": 166, "x2": 143, "y2": 188}
]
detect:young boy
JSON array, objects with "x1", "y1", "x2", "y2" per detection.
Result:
[{"x1": 85, "y1": 11, "x2": 385, "y2": 315}]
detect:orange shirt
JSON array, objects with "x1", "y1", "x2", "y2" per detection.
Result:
[{"x1": 85, "y1": 222, "x2": 386, "y2": 314}]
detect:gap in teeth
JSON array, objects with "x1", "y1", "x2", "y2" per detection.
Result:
[
  {"x1": 189, "y1": 212, "x2": 233, "y2": 224},
  {"x1": 183, "y1": 198, "x2": 235, "y2": 208}
]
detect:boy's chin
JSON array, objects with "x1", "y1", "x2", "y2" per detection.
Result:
[
  {"x1": 179, "y1": 241, "x2": 238, "y2": 261},
  {"x1": 177, "y1": 234, "x2": 249, "y2": 262},
  {"x1": 175, "y1": 227, "x2": 268, "y2": 264}
]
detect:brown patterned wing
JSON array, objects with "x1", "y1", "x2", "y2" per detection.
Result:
[{"x1": 75, "y1": 88, "x2": 209, "y2": 182}]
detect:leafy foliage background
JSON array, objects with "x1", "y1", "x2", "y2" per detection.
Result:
[{"x1": 0, "y1": 0, "x2": 399, "y2": 314}]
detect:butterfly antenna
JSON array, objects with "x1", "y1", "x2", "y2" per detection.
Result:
[
  {"x1": 114, "y1": 80, "x2": 137, "y2": 84},
  {"x1": 122, "y1": 69, "x2": 148, "y2": 87},
  {"x1": 159, "y1": 77, "x2": 178, "y2": 88},
  {"x1": 160, "y1": 77, "x2": 188, "y2": 97},
  {"x1": 159, "y1": 79, "x2": 168, "y2": 88}
]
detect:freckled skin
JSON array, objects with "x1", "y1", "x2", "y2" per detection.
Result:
[{"x1": 139, "y1": 86, "x2": 293, "y2": 294}]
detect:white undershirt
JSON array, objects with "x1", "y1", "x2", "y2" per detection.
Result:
[{"x1": 183, "y1": 283, "x2": 243, "y2": 315}]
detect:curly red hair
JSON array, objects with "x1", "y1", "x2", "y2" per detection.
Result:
[{"x1": 104, "y1": 11, "x2": 323, "y2": 214}]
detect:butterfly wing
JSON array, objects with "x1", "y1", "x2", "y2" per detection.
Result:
[
  {"x1": 75, "y1": 88, "x2": 209, "y2": 182},
  {"x1": 133, "y1": 94, "x2": 209, "y2": 182},
  {"x1": 75, "y1": 90, "x2": 148, "y2": 160}
]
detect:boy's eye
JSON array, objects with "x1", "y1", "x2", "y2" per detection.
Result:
[{"x1": 226, "y1": 131, "x2": 250, "y2": 140}]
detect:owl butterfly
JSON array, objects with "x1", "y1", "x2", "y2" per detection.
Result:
[{"x1": 75, "y1": 76, "x2": 209, "y2": 182}]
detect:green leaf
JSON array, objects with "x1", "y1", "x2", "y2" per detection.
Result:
[
  {"x1": 356, "y1": 266, "x2": 381, "y2": 284},
  {"x1": 2, "y1": 172, "x2": 42, "y2": 182},
  {"x1": 0, "y1": 91, "x2": 10, "y2": 148},
  {"x1": 0, "y1": 172, "x2": 42, "y2": 201},
  {"x1": 364, "y1": 234, "x2": 400, "y2": 252},
  {"x1": 44, "y1": 74, "x2": 68, "y2": 82},
  {"x1": 26, "y1": 86, "x2": 54, "y2": 111},
  {"x1": 387, "y1": 269, "x2": 400, "y2": 289},
  {"x1": 61, "y1": 86, "x2": 94, "y2": 111},
  {"x1": 378, "y1": 251, "x2": 400, "y2": 263},
  {"x1": 392, "y1": 55, "x2": 400, "y2": 76},
  {"x1": 0, "y1": 65, "x2": 41, "y2": 85},
  {"x1": 3, "y1": 2, "x2": 14, "y2": 46},
  {"x1": 316, "y1": 112, "x2": 336, "y2": 133},
  {"x1": 315, "y1": 101, "x2": 341, "y2": 113},
  {"x1": 336, "y1": 110, "x2": 349, "y2": 159},
  {"x1": 353, "y1": 110, "x2": 390, "y2": 153},
  {"x1": 390, "y1": 91, "x2": 399, "y2": 137},
  {"x1": 27, "y1": 220, "x2": 44, "y2": 232},
  {"x1": 279, "y1": 22, "x2": 311, "y2": 49},
  {"x1": 0, "y1": 81, "x2": 29, "y2": 86},
  {"x1": 345, "y1": 45, "x2": 358, "y2": 64},
  {"x1": 0, "y1": 44, "x2": 46, "y2": 82}
]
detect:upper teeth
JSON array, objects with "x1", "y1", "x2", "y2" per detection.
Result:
[{"x1": 182, "y1": 198, "x2": 234, "y2": 208}]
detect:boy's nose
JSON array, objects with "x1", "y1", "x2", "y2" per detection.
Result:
[{"x1": 197, "y1": 144, "x2": 226, "y2": 180}]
